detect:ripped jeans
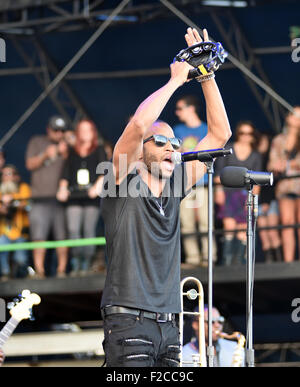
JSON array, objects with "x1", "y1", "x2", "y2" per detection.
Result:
[{"x1": 103, "y1": 312, "x2": 181, "y2": 367}]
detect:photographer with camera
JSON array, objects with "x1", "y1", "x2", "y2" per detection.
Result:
[
  {"x1": 0, "y1": 165, "x2": 31, "y2": 280},
  {"x1": 26, "y1": 115, "x2": 69, "y2": 278}
]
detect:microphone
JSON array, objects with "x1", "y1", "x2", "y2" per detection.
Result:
[
  {"x1": 220, "y1": 166, "x2": 273, "y2": 188},
  {"x1": 171, "y1": 148, "x2": 233, "y2": 164}
]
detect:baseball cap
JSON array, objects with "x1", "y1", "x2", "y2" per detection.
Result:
[{"x1": 48, "y1": 116, "x2": 67, "y2": 131}]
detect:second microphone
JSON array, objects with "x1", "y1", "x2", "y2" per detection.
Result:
[{"x1": 171, "y1": 148, "x2": 233, "y2": 164}]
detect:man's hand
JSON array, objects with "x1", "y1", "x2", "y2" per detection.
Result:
[
  {"x1": 185, "y1": 27, "x2": 209, "y2": 47},
  {"x1": 0, "y1": 349, "x2": 5, "y2": 366},
  {"x1": 170, "y1": 27, "x2": 210, "y2": 86},
  {"x1": 45, "y1": 144, "x2": 58, "y2": 160},
  {"x1": 170, "y1": 60, "x2": 192, "y2": 86},
  {"x1": 181, "y1": 27, "x2": 231, "y2": 191}
]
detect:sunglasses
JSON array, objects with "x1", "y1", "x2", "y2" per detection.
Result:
[
  {"x1": 175, "y1": 105, "x2": 189, "y2": 111},
  {"x1": 143, "y1": 135, "x2": 182, "y2": 150},
  {"x1": 2, "y1": 172, "x2": 15, "y2": 176},
  {"x1": 204, "y1": 316, "x2": 225, "y2": 324},
  {"x1": 238, "y1": 131, "x2": 254, "y2": 136}
]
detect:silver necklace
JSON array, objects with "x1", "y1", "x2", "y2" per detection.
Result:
[{"x1": 156, "y1": 196, "x2": 165, "y2": 216}]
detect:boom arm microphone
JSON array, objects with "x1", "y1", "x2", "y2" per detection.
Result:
[
  {"x1": 220, "y1": 166, "x2": 273, "y2": 188},
  {"x1": 171, "y1": 148, "x2": 232, "y2": 164}
]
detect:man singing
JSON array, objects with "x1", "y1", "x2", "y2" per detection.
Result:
[{"x1": 100, "y1": 27, "x2": 231, "y2": 367}]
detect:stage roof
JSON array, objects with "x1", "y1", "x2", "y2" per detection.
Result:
[{"x1": 0, "y1": 0, "x2": 299, "y2": 180}]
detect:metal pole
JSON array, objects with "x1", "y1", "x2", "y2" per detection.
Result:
[
  {"x1": 159, "y1": 0, "x2": 295, "y2": 115},
  {"x1": 205, "y1": 160, "x2": 215, "y2": 367},
  {"x1": 0, "y1": 0, "x2": 131, "y2": 147},
  {"x1": 246, "y1": 187, "x2": 255, "y2": 367}
]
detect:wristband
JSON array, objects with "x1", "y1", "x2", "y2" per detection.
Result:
[{"x1": 196, "y1": 72, "x2": 215, "y2": 83}]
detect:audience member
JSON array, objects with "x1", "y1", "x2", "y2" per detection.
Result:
[
  {"x1": 64, "y1": 128, "x2": 76, "y2": 148},
  {"x1": 174, "y1": 95, "x2": 216, "y2": 267},
  {"x1": 257, "y1": 134, "x2": 283, "y2": 263},
  {"x1": 103, "y1": 140, "x2": 114, "y2": 161},
  {"x1": 0, "y1": 349, "x2": 4, "y2": 366},
  {"x1": 25, "y1": 115, "x2": 69, "y2": 278},
  {"x1": 268, "y1": 106, "x2": 300, "y2": 262},
  {"x1": 0, "y1": 165, "x2": 31, "y2": 279},
  {"x1": 57, "y1": 119, "x2": 106, "y2": 275},
  {"x1": 0, "y1": 148, "x2": 5, "y2": 174},
  {"x1": 182, "y1": 305, "x2": 245, "y2": 367},
  {"x1": 214, "y1": 121, "x2": 263, "y2": 265}
]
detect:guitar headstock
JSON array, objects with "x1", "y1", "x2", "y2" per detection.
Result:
[{"x1": 8, "y1": 290, "x2": 41, "y2": 322}]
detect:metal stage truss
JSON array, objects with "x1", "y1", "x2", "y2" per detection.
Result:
[
  {"x1": 0, "y1": 0, "x2": 299, "y2": 366},
  {"x1": 0, "y1": 0, "x2": 297, "y2": 146}
]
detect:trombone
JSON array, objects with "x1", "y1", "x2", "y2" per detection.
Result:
[
  {"x1": 218, "y1": 331, "x2": 246, "y2": 367},
  {"x1": 179, "y1": 276, "x2": 207, "y2": 367}
]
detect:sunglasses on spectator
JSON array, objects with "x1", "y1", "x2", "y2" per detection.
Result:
[
  {"x1": 204, "y1": 316, "x2": 225, "y2": 324},
  {"x1": 2, "y1": 172, "x2": 15, "y2": 176},
  {"x1": 143, "y1": 135, "x2": 182, "y2": 150},
  {"x1": 238, "y1": 131, "x2": 254, "y2": 136},
  {"x1": 175, "y1": 105, "x2": 189, "y2": 111}
]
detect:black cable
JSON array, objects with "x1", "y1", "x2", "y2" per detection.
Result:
[{"x1": 246, "y1": 194, "x2": 258, "y2": 366}]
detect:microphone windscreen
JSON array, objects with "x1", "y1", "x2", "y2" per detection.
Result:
[
  {"x1": 171, "y1": 152, "x2": 182, "y2": 165},
  {"x1": 220, "y1": 166, "x2": 247, "y2": 188}
]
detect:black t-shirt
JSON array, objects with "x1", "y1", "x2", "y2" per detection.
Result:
[
  {"x1": 215, "y1": 143, "x2": 263, "y2": 174},
  {"x1": 259, "y1": 147, "x2": 276, "y2": 205},
  {"x1": 214, "y1": 142, "x2": 263, "y2": 191},
  {"x1": 61, "y1": 145, "x2": 107, "y2": 205},
  {"x1": 100, "y1": 164, "x2": 189, "y2": 313}
]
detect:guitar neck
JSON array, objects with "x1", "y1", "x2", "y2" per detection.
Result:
[{"x1": 0, "y1": 317, "x2": 19, "y2": 349}]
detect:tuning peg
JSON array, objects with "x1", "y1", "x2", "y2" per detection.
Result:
[
  {"x1": 28, "y1": 308, "x2": 35, "y2": 321},
  {"x1": 7, "y1": 302, "x2": 15, "y2": 310},
  {"x1": 21, "y1": 290, "x2": 31, "y2": 298}
]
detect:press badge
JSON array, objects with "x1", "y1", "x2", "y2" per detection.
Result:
[{"x1": 77, "y1": 169, "x2": 90, "y2": 186}]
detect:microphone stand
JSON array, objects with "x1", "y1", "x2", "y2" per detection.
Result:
[
  {"x1": 204, "y1": 151, "x2": 232, "y2": 367},
  {"x1": 245, "y1": 183, "x2": 257, "y2": 367},
  {"x1": 180, "y1": 148, "x2": 232, "y2": 367},
  {"x1": 205, "y1": 159, "x2": 215, "y2": 367}
]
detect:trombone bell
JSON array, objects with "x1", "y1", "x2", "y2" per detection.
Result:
[{"x1": 179, "y1": 276, "x2": 207, "y2": 367}]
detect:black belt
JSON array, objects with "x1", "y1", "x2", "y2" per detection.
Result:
[{"x1": 103, "y1": 306, "x2": 174, "y2": 323}]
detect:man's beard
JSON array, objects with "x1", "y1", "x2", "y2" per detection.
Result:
[
  {"x1": 0, "y1": 181, "x2": 18, "y2": 194},
  {"x1": 143, "y1": 152, "x2": 166, "y2": 180}
]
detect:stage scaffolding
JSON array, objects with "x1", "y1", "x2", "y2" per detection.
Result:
[{"x1": 0, "y1": 0, "x2": 296, "y2": 146}]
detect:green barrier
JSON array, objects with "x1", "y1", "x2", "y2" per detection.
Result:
[{"x1": 0, "y1": 237, "x2": 106, "y2": 252}]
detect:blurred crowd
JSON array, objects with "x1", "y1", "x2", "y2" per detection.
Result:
[
  {"x1": 176, "y1": 99, "x2": 300, "y2": 268},
  {"x1": 0, "y1": 101, "x2": 299, "y2": 281},
  {"x1": 0, "y1": 116, "x2": 110, "y2": 280}
]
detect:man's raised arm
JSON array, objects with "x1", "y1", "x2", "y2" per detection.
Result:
[
  {"x1": 113, "y1": 60, "x2": 191, "y2": 185},
  {"x1": 183, "y1": 28, "x2": 232, "y2": 190}
]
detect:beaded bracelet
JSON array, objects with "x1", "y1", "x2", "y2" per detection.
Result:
[{"x1": 196, "y1": 72, "x2": 215, "y2": 83}]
